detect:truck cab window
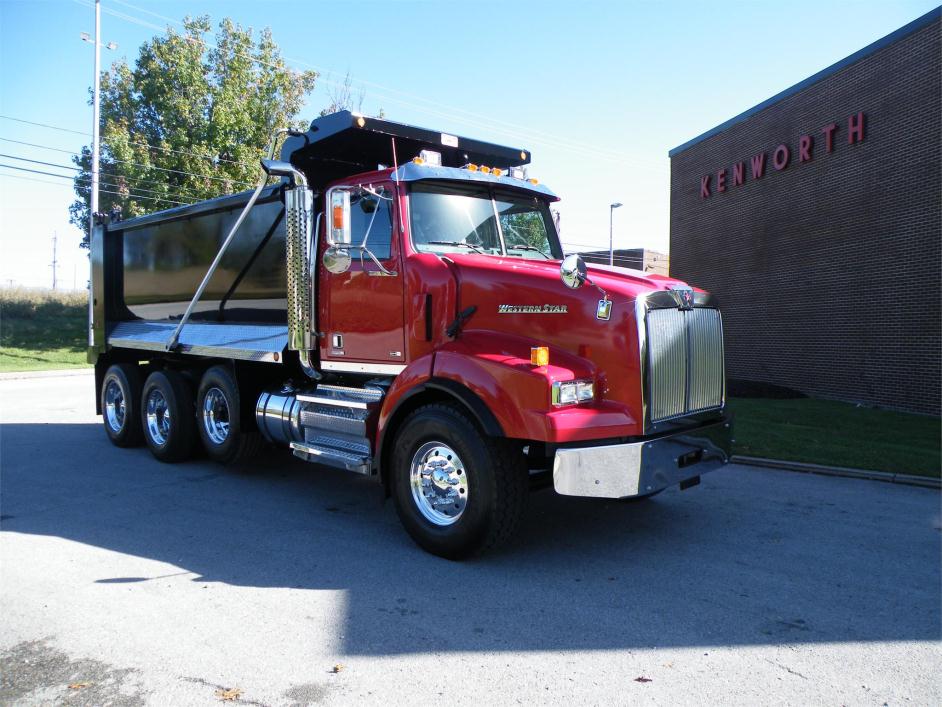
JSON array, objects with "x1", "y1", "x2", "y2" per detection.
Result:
[
  {"x1": 350, "y1": 187, "x2": 393, "y2": 260},
  {"x1": 409, "y1": 182, "x2": 561, "y2": 260},
  {"x1": 494, "y1": 194, "x2": 556, "y2": 259}
]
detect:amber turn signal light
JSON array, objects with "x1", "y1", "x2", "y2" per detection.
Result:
[{"x1": 530, "y1": 346, "x2": 549, "y2": 367}]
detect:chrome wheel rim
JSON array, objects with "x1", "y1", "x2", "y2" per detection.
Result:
[
  {"x1": 104, "y1": 379, "x2": 126, "y2": 433},
  {"x1": 409, "y1": 441, "x2": 468, "y2": 526},
  {"x1": 201, "y1": 387, "x2": 230, "y2": 445},
  {"x1": 145, "y1": 388, "x2": 171, "y2": 446}
]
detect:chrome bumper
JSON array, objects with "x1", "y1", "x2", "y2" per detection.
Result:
[{"x1": 553, "y1": 416, "x2": 732, "y2": 499}]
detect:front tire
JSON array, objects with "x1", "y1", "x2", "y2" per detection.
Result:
[
  {"x1": 141, "y1": 369, "x2": 196, "y2": 463},
  {"x1": 391, "y1": 403, "x2": 527, "y2": 559},
  {"x1": 100, "y1": 363, "x2": 143, "y2": 447},
  {"x1": 196, "y1": 365, "x2": 262, "y2": 465}
]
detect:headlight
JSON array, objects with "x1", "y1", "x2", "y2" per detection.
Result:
[{"x1": 552, "y1": 379, "x2": 594, "y2": 406}]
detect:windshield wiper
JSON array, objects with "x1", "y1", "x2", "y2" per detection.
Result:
[
  {"x1": 506, "y1": 244, "x2": 551, "y2": 259},
  {"x1": 427, "y1": 240, "x2": 487, "y2": 254}
]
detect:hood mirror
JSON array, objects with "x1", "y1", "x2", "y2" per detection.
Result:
[
  {"x1": 323, "y1": 245, "x2": 352, "y2": 274},
  {"x1": 560, "y1": 254, "x2": 587, "y2": 289}
]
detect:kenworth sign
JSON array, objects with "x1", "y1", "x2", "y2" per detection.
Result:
[{"x1": 699, "y1": 111, "x2": 866, "y2": 199}]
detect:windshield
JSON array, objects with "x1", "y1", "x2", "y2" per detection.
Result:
[{"x1": 409, "y1": 182, "x2": 562, "y2": 260}]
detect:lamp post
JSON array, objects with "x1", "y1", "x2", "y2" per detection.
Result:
[
  {"x1": 609, "y1": 202, "x2": 623, "y2": 266},
  {"x1": 81, "y1": 2, "x2": 117, "y2": 234},
  {"x1": 81, "y1": 0, "x2": 116, "y2": 347}
]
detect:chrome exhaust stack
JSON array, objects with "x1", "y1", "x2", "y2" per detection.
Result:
[{"x1": 260, "y1": 159, "x2": 314, "y2": 355}]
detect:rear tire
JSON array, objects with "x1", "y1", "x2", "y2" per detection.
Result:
[
  {"x1": 100, "y1": 363, "x2": 143, "y2": 447},
  {"x1": 391, "y1": 403, "x2": 527, "y2": 559},
  {"x1": 141, "y1": 369, "x2": 196, "y2": 463},
  {"x1": 196, "y1": 365, "x2": 262, "y2": 465}
]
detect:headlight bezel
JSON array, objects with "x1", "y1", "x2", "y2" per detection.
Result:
[{"x1": 551, "y1": 379, "x2": 595, "y2": 407}]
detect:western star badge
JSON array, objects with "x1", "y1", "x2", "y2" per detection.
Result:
[{"x1": 596, "y1": 298, "x2": 612, "y2": 320}]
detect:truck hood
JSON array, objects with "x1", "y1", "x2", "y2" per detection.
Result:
[
  {"x1": 442, "y1": 253, "x2": 699, "y2": 416},
  {"x1": 445, "y1": 252, "x2": 693, "y2": 314}
]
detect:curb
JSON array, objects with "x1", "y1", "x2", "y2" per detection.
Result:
[
  {"x1": 0, "y1": 367, "x2": 93, "y2": 381},
  {"x1": 732, "y1": 455, "x2": 940, "y2": 489}
]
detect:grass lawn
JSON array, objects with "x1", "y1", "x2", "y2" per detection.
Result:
[
  {"x1": 0, "y1": 288, "x2": 89, "y2": 372},
  {"x1": 728, "y1": 397, "x2": 941, "y2": 478}
]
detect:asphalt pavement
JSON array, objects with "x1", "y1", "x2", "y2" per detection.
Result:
[{"x1": 1, "y1": 371, "x2": 940, "y2": 705}]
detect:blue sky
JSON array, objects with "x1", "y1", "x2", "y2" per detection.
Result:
[{"x1": 0, "y1": 0, "x2": 937, "y2": 288}]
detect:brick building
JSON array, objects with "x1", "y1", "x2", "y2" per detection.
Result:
[{"x1": 669, "y1": 8, "x2": 940, "y2": 415}]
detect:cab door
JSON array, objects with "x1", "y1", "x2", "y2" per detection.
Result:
[{"x1": 318, "y1": 183, "x2": 406, "y2": 369}]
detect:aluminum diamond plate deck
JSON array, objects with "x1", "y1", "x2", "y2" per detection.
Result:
[{"x1": 108, "y1": 320, "x2": 288, "y2": 362}]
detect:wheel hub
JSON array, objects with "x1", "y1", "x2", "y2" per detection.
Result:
[
  {"x1": 201, "y1": 387, "x2": 230, "y2": 445},
  {"x1": 104, "y1": 380, "x2": 126, "y2": 433},
  {"x1": 145, "y1": 388, "x2": 170, "y2": 446},
  {"x1": 410, "y1": 442, "x2": 468, "y2": 526}
]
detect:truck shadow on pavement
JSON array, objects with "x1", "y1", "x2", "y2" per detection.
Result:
[{"x1": 2, "y1": 421, "x2": 939, "y2": 655}]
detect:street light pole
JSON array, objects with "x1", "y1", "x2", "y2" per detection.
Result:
[
  {"x1": 82, "y1": 1, "x2": 115, "y2": 347},
  {"x1": 90, "y1": 0, "x2": 101, "y2": 230},
  {"x1": 609, "y1": 202, "x2": 623, "y2": 266},
  {"x1": 82, "y1": 1, "x2": 116, "y2": 233}
]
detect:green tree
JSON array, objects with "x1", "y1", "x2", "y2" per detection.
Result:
[{"x1": 71, "y1": 16, "x2": 317, "y2": 247}]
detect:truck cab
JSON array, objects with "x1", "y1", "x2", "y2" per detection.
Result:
[{"x1": 90, "y1": 111, "x2": 731, "y2": 558}]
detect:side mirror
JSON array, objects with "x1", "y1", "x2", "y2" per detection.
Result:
[
  {"x1": 329, "y1": 189, "x2": 352, "y2": 245},
  {"x1": 323, "y1": 245, "x2": 352, "y2": 274},
  {"x1": 560, "y1": 253, "x2": 587, "y2": 289}
]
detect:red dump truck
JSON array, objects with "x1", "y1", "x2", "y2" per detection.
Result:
[{"x1": 89, "y1": 111, "x2": 731, "y2": 558}]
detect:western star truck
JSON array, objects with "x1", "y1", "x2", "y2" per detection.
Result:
[{"x1": 89, "y1": 111, "x2": 731, "y2": 558}]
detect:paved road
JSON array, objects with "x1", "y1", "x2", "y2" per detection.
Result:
[{"x1": 1, "y1": 372, "x2": 939, "y2": 705}]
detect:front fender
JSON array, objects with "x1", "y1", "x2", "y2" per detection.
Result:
[{"x1": 432, "y1": 331, "x2": 639, "y2": 442}]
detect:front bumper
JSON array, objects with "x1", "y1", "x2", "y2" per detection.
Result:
[{"x1": 552, "y1": 415, "x2": 732, "y2": 499}]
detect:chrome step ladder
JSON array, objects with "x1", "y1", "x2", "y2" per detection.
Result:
[{"x1": 289, "y1": 384, "x2": 385, "y2": 475}]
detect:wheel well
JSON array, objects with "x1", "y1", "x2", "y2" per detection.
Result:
[{"x1": 378, "y1": 381, "x2": 504, "y2": 494}]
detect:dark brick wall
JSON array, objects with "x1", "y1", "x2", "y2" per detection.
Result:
[{"x1": 669, "y1": 19, "x2": 941, "y2": 415}]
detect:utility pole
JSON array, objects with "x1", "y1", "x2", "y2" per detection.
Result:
[
  {"x1": 81, "y1": 2, "x2": 117, "y2": 237},
  {"x1": 82, "y1": 1, "x2": 116, "y2": 344},
  {"x1": 51, "y1": 231, "x2": 58, "y2": 290}
]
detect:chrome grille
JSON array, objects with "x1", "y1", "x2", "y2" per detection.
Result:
[
  {"x1": 687, "y1": 308, "x2": 725, "y2": 413},
  {"x1": 645, "y1": 307, "x2": 724, "y2": 423}
]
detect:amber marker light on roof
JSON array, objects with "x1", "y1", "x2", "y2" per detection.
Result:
[
  {"x1": 529, "y1": 178, "x2": 539, "y2": 185},
  {"x1": 530, "y1": 346, "x2": 549, "y2": 367},
  {"x1": 356, "y1": 116, "x2": 366, "y2": 127},
  {"x1": 520, "y1": 151, "x2": 527, "y2": 160},
  {"x1": 480, "y1": 166, "x2": 491, "y2": 174},
  {"x1": 492, "y1": 168, "x2": 503, "y2": 177},
  {"x1": 466, "y1": 164, "x2": 479, "y2": 171}
]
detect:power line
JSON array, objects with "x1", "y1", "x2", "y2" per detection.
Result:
[
  {"x1": 0, "y1": 145, "x2": 253, "y2": 187},
  {"x1": 0, "y1": 116, "x2": 257, "y2": 169},
  {"x1": 0, "y1": 152, "x2": 207, "y2": 203},
  {"x1": 0, "y1": 164, "x2": 189, "y2": 205},
  {"x1": 87, "y1": 0, "x2": 667, "y2": 168},
  {"x1": 0, "y1": 140, "x2": 217, "y2": 201},
  {"x1": 0, "y1": 115, "x2": 90, "y2": 136},
  {"x1": 1, "y1": 169, "x2": 185, "y2": 206}
]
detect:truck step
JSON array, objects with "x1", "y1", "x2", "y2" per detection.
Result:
[
  {"x1": 300, "y1": 404, "x2": 370, "y2": 437},
  {"x1": 304, "y1": 434, "x2": 371, "y2": 457},
  {"x1": 290, "y1": 440, "x2": 371, "y2": 475},
  {"x1": 296, "y1": 384, "x2": 384, "y2": 409}
]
